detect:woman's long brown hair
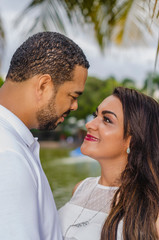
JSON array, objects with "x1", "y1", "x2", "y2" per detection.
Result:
[{"x1": 101, "y1": 87, "x2": 159, "y2": 240}]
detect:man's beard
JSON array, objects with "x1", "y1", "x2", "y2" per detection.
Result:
[{"x1": 36, "y1": 97, "x2": 71, "y2": 131}]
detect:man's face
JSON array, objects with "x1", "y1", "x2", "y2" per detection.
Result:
[{"x1": 36, "y1": 65, "x2": 88, "y2": 130}]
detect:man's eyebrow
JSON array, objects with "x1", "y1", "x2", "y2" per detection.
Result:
[{"x1": 96, "y1": 107, "x2": 117, "y2": 118}]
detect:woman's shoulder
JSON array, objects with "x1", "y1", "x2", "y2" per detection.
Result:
[
  {"x1": 72, "y1": 176, "x2": 100, "y2": 195},
  {"x1": 72, "y1": 180, "x2": 83, "y2": 195}
]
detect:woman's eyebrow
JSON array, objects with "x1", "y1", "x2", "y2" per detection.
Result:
[
  {"x1": 102, "y1": 110, "x2": 118, "y2": 119},
  {"x1": 96, "y1": 107, "x2": 117, "y2": 119}
]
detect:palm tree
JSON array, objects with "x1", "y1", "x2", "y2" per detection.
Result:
[
  {"x1": 16, "y1": 0, "x2": 159, "y2": 49},
  {"x1": 0, "y1": 0, "x2": 158, "y2": 76}
]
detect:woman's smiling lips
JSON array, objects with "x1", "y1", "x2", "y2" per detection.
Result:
[{"x1": 84, "y1": 134, "x2": 99, "y2": 142}]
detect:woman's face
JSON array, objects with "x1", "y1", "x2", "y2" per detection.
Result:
[{"x1": 81, "y1": 95, "x2": 130, "y2": 163}]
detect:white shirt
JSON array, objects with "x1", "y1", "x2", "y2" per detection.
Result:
[{"x1": 0, "y1": 105, "x2": 63, "y2": 240}]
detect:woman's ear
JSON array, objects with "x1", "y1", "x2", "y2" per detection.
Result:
[{"x1": 125, "y1": 135, "x2": 131, "y2": 153}]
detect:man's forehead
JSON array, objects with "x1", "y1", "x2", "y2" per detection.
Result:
[{"x1": 72, "y1": 66, "x2": 88, "y2": 83}]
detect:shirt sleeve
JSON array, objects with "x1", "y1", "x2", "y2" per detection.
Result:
[{"x1": 0, "y1": 150, "x2": 41, "y2": 240}]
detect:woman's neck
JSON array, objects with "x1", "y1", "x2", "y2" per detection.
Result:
[
  {"x1": 99, "y1": 158, "x2": 127, "y2": 187},
  {"x1": 99, "y1": 173, "x2": 120, "y2": 187}
]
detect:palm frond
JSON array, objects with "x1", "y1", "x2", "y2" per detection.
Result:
[
  {"x1": 152, "y1": 0, "x2": 158, "y2": 18},
  {"x1": 63, "y1": 0, "x2": 119, "y2": 48},
  {"x1": 0, "y1": 16, "x2": 5, "y2": 70},
  {"x1": 154, "y1": 37, "x2": 159, "y2": 71},
  {"x1": 15, "y1": 0, "x2": 67, "y2": 34},
  {"x1": 112, "y1": 0, "x2": 135, "y2": 44},
  {"x1": 14, "y1": 0, "x2": 159, "y2": 50},
  {"x1": 150, "y1": 0, "x2": 159, "y2": 70}
]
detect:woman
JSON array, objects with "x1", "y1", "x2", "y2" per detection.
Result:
[{"x1": 58, "y1": 87, "x2": 159, "y2": 240}]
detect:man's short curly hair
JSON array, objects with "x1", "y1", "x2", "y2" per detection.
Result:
[{"x1": 6, "y1": 32, "x2": 89, "y2": 85}]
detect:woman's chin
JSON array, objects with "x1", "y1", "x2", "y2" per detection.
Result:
[
  {"x1": 81, "y1": 145, "x2": 91, "y2": 158},
  {"x1": 80, "y1": 145, "x2": 88, "y2": 156}
]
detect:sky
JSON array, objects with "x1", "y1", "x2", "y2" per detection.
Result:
[{"x1": 0, "y1": 0, "x2": 159, "y2": 87}]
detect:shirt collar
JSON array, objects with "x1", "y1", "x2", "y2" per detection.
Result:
[{"x1": 0, "y1": 105, "x2": 37, "y2": 148}]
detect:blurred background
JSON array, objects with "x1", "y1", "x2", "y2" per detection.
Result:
[{"x1": 0, "y1": 0, "x2": 159, "y2": 208}]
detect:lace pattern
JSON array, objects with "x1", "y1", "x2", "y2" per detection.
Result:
[{"x1": 70, "y1": 177, "x2": 118, "y2": 214}]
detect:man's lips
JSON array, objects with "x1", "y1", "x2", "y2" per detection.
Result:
[
  {"x1": 56, "y1": 116, "x2": 65, "y2": 124},
  {"x1": 60, "y1": 116, "x2": 65, "y2": 122},
  {"x1": 62, "y1": 113, "x2": 68, "y2": 118},
  {"x1": 57, "y1": 111, "x2": 71, "y2": 124},
  {"x1": 84, "y1": 134, "x2": 99, "y2": 142}
]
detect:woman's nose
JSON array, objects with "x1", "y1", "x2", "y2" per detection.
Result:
[{"x1": 86, "y1": 117, "x2": 98, "y2": 130}]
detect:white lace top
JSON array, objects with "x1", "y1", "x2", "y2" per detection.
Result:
[{"x1": 58, "y1": 177, "x2": 123, "y2": 240}]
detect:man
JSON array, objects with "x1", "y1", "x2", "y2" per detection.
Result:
[{"x1": 0, "y1": 32, "x2": 89, "y2": 239}]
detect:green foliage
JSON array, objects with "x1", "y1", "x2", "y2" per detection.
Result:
[
  {"x1": 121, "y1": 78, "x2": 136, "y2": 88},
  {"x1": 70, "y1": 76, "x2": 121, "y2": 120},
  {"x1": 0, "y1": 76, "x2": 4, "y2": 87},
  {"x1": 145, "y1": 73, "x2": 159, "y2": 86},
  {"x1": 40, "y1": 147, "x2": 100, "y2": 208},
  {"x1": 142, "y1": 72, "x2": 159, "y2": 93},
  {"x1": 40, "y1": 148, "x2": 70, "y2": 164}
]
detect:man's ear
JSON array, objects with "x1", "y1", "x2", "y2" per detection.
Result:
[{"x1": 36, "y1": 74, "x2": 55, "y2": 100}]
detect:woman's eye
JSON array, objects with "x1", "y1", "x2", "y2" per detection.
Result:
[
  {"x1": 92, "y1": 112, "x2": 97, "y2": 118},
  {"x1": 104, "y1": 116, "x2": 111, "y2": 123}
]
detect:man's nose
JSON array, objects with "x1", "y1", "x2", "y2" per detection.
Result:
[{"x1": 70, "y1": 100, "x2": 78, "y2": 111}]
